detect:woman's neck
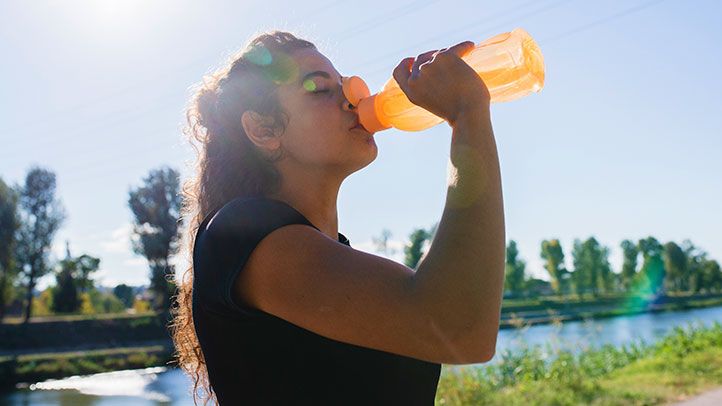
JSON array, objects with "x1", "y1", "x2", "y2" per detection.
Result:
[{"x1": 267, "y1": 170, "x2": 343, "y2": 241}]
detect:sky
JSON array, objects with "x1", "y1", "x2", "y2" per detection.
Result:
[{"x1": 0, "y1": 0, "x2": 720, "y2": 291}]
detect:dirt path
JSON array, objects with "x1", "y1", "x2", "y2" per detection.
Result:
[{"x1": 672, "y1": 387, "x2": 722, "y2": 405}]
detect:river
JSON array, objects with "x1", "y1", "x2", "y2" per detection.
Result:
[{"x1": 4, "y1": 305, "x2": 722, "y2": 405}]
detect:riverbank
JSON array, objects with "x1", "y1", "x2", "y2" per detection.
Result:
[
  {"x1": 0, "y1": 312, "x2": 175, "y2": 389},
  {"x1": 436, "y1": 322, "x2": 722, "y2": 405},
  {"x1": 0, "y1": 344, "x2": 174, "y2": 392},
  {"x1": 2, "y1": 294, "x2": 721, "y2": 392},
  {"x1": 498, "y1": 292, "x2": 722, "y2": 329}
]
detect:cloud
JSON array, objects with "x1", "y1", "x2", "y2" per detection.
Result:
[
  {"x1": 100, "y1": 223, "x2": 134, "y2": 254},
  {"x1": 353, "y1": 239, "x2": 407, "y2": 265},
  {"x1": 123, "y1": 257, "x2": 146, "y2": 267}
]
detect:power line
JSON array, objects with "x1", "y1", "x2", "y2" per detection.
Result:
[
  {"x1": 0, "y1": 0, "x2": 349, "y2": 136},
  {"x1": 8, "y1": 0, "x2": 675, "y2": 187},
  {"x1": 0, "y1": 0, "x2": 436, "y2": 152},
  {"x1": 358, "y1": 0, "x2": 572, "y2": 80},
  {"x1": 5, "y1": 0, "x2": 571, "y2": 176},
  {"x1": 539, "y1": 0, "x2": 669, "y2": 44}
]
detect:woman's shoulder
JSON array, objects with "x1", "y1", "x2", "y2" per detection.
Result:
[{"x1": 201, "y1": 196, "x2": 318, "y2": 240}]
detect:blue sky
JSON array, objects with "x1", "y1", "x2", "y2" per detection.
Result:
[{"x1": 1, "y1": 0, "x2": 720, "y2": 290}]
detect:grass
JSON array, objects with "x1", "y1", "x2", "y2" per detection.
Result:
[
  {"x1": 1, "y1": 310, "x2": 158, "y2": 324},
  {"x1": 435, "y1": 322, "x2": 722, "y2": 405}
]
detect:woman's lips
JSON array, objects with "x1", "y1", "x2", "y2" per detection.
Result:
[{"x1": 350, "y1": 121, "x2": 370, "y2": 133}]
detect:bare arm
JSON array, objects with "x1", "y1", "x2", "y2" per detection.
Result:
[{"x1": 412, "y1": 107, "x2": 506, "y2": 361}]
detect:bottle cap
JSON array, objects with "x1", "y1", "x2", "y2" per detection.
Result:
[{"x1": 341, "y1": 76, "x2": 370, "y2": 107}]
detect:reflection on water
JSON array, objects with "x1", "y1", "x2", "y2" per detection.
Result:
[
  {"x1": 4, "y1": 366, "x2": 195, "y2": 406},
  {"x1": 4, "y1": 305, "x2": 722, "y2": 405},
  {"x1": 29, "y1": 367, "x2": 170, "y2": 401}
]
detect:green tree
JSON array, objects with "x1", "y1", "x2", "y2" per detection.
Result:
[
  {"x1": 52, "y1": 270, "x2": 79, "y2": 313},
  {"x1": 72, "y1": 254, "x2": 100, "y2": 293},
  {"x1": 52, "y1": 242, "x2": 79, "y2": 313},
  {"x1": 51, "y1": 242, "x2": 100, "y2": 313},
  {"x1": 541, "y1": 239, "x2": 567, "y2": 295},
  {"x1": 701, "y1": 259, "x2": 722, "y2": 292},
  {"x1": 571, "y1": 239, "x2": 592, "y2": 296},
  {"x1": 597, "y1": 244, "x2": 613, "y2": 293},
  {"x1": 0, "y1": 177, "x2": 20, "y2": 321},
  {"x1": 637, "y1": 237, "x2": 665, "y2": 295},
  {"x1": 663, "y1": 241, "x2": 688, "y2": 292},
  {"x1": 87, "y1": 288, "x2": 125, "y2": 313},
  {"x1": 15, "y1": 167, "x2": 66, "y2": 323},
  {"x1": 404, "y1": 228, "x2": 431, "y2": 269},
  {"x1": 128, "y1": 166, "x2": 182, "y2": 314},
  {"x1": 620, "y1": 239, "x2": 639, "y2": 291},
  {"x1": 681, "y1": 240, "x2": 707, "y2": 293},
  {"x1": 570, "y1": 237, "x2": 612, "y2": 296},
  {"x1": 113, "y1": 283, "x2": 135, "y2": 308},
  {"x1": 504, "y1": 240, "x2": 527, "y2": 297}
]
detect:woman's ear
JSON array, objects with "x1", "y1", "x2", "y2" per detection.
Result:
[{"x1": 241, "y1": 110, "x2": 281, "y2": 153}]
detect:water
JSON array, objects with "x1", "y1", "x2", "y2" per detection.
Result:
[{"x1": 4, "y1": 305, "x2": 722, "y2": 405}]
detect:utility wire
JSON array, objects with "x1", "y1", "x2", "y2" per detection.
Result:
[{"x1": 7, "y1": 0, "x2": 673, "y2": 184}]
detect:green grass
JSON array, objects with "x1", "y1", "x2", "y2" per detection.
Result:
[
  {"x1": 1, "y1": 310, "x2": 157, "y2": 324},
  {"x1": 435, "y1": 322, "x2": 722, "y2": 405}
]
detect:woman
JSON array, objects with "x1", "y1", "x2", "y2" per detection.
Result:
[{"x1": 171, "y1": 31, "x2": 505, "y2": 405}]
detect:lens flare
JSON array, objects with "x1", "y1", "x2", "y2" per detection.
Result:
[
  {"x1": 242, "y1": 44, "x2": 301, "y2": 85},
  {"x1": 303, "y1": 78, "x2": 317, "y2": 92},
  {"x1": 244, "y1": 44, "x2": 273, "y2": 66}
]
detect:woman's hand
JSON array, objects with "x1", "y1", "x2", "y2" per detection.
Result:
[{"x1": 392, "y1": 41, "x2": 491, "y2": 126}]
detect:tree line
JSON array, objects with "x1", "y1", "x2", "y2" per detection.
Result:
[
  {"x1": 2, "y1": 164, "x2": 720, "y2": 323},
  {"x1": 394, "y1": 224, "x2": 722, "y2": 298}
]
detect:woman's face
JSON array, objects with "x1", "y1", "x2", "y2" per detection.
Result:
[{"x1": 273, "y1": 47, "x2": 378, "y2": 176}]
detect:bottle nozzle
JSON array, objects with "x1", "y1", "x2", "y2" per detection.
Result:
[
  {"x1": 343, "y1": 75, "x2": 390, "y2": 132},
  {"x1": 341, "y1": 76, "x2": 370, "y2": 107}
]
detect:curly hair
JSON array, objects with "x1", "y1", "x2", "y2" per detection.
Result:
[{"x1": 169, "y1": 30, "x2": 317, "y2": 405}]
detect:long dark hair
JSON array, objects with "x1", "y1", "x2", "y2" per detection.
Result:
[{"x1": 169, "y1": 30, "x2": 316, "y2": 405}]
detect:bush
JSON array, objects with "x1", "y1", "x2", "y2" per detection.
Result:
[{"x1": 435, "y1": 322, "x2": 722, "y2": 405}]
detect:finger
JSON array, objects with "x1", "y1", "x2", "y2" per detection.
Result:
[
  {"x1": 392, "y1": 57, "x2": 414, "y2": 89},
  {"x1": 411, "y1": 50, "x2": 438, "y2": 79},
  {"x1": 440, "y1": 40, "x2": 475, "y2": 58}
]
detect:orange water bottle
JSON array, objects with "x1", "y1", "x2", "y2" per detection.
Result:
[{"x1": 342, "y1": 28, "x2": 545, "y2": 132}]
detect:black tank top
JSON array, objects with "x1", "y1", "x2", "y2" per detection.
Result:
[{"x1": 192, "y1": 196, "x2": 442, "y2": 405}]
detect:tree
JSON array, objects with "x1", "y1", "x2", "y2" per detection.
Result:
[
  {"x1": 681, "y1": 240, "x2": 707, "y2": 293},
  {"x1": 571, "y1": 239, "x2": 592, "y2": 296},
  {"x1": 620, "y1": 239, "x2": 639, "y2": 291},
  {"x1": 504, "y1": 240, "x2": 527, "y2": 297},
  {"x1": 570, "y1": 237, "x2": 612, "y2": 296},
  {"x1": 404, "y1": 228, "x2": 431, "y2": 269},
  {"x1": 372, "y1": 228, "x2": 397, "y2": 257},
  {"x1": 541, "y1": 239, "x2": 567, "y2": 295},
  {"x1": 15, "y1": 167, "x2": 66, "y2": 323},
  {"x1": 72, "y1": 254, "x2": 100, "y2": 293},
  {"x1": 663, "y1": 241, "x2": 688, "y2": 292},
  {"x1": 113, "y1": 283, "x2": 135, "y2": 308},
  {"x1": 128, "y1": 166, "x2": 182, "y2": 314},
  {"x1": 52, "y1": 241, "x2": 79, "y2": 313},
  {"x1": 637, "y1": 236, "x2": 665, "y2": 295},
  {"x1": 50, "y1": 242, "x2": 100, "y2": 313},
  {"x1": 700, "y1": 260, "x2": 722, "y2": 293},
  {"x1": 0, "y1": 177, "x2": 20, "y2": 321}
]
